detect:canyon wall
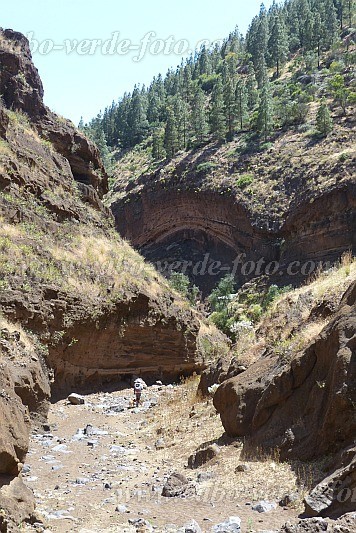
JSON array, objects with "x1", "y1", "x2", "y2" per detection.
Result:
[{"x1": 112, "y1": 182, "x2": 356, "y2": 293}]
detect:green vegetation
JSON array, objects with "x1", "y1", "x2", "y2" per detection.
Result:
[
  {"x1": 236, "y1": 173, "x2": 254, "y2": 189},
  {"x1": 169, "y1": 272, "x2": 199, "y2": 305},
  {"x1": 82, "y1": 0, "x2": 354, "y2": 166},
  {"x1": 196, "y1": 161, "x2": 218, "y2": 175},
  {"x1": 207, "y1": 275, "x2": 292, "y2": 340},
  {"x1": 316, "y1": 99, "x2": 333, "y2": 136}
]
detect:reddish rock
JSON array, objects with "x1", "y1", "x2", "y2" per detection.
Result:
[
  {"x1": 0, "y1": 28, "x2": 109, "y2": 205},
  {"x1": 213, "y1": 281, "x2": 356, "y2": 461}
]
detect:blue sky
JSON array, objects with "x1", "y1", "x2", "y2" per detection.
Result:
[{"x1": 2, "y1": 0, "x2": 273, "y2": 125}]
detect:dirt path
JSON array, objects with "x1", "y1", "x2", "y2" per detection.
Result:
[{"x1": 23, "y1": 380, "x2": 303, "y2": 532}]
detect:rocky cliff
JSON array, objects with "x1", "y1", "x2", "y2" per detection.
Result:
[
  {"x1": 213, "y1": 274, "x2": 356, "y2": 518},
  {"x1": 110, "y1": 107, "x2": 355, "y2": 294},
  {"x1": 0, "y1": 29, "x2": 227, "y2": 530}
]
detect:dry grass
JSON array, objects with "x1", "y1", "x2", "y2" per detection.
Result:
[
  {"x1": 0, "y1": 214, "x2": 178, "y2": 306},
  {"x1": 0, "y1": 313, "x2": 35, "y2": 351},
  {"x1": 0, "y1": 138, "x2": 11, "y2": 155},
  {"x1": 140, "y1": 377, "x2": 310, "y2": 510},
  {"x1": 268, "y1": 253, "x2": 356, "y2": 318}
]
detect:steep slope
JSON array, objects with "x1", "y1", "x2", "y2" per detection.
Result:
[
  {"x1": 212, "y1": 263, "x2": 356, "y2": 519},
  {"x1": 109, "y1": 112, "x2": 355, "y2": 294},
  {"x1": 0, "y1": 29, "x2": 227, "y2": 531}
]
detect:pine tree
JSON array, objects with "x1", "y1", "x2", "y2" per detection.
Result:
[
  {"x1": 152, "y1": 128, "x2": 166, "y2": 161},
  {"x1": 210, "y1": 78, "x2": 226, "y2": 141},
  {"x1": 313, "y1": 12, "x2": 324, "y2": 69},
  {"x1": 247, "y1": 4, "x2": 269, "y2": 74},
  {"x1": 256, "y1": 83, "x2": 274, "y2": 141},
  {"x1": 235, "y1": 78, "x2": 248, "y2": 129},
  {"x1": 256, "y1": 55, "x2": 268, "y2": 90},
  {"x1": 147, "y1": 90, "x2": 161, "y2": 125},
  {"x1": 285, "y1": 0, "x2": 301, "y2": 51},
  {"x1": 192, "y1": 88, "x2": 209, "y2": 146},
  {"x1": 127, "y1": 86, "x2": 149, "y2": 146},
  {"x1": 115, "y1": 93, "x2": 131, "y2": 148},
  {"x1": 83, "y1": 118, "x2": 113, "y2": 173},
  {"x1": 224, "y1": 77, "x2": 237, "y2": 141},
  {"x1": 329, "y1": 74, "x2": 350, "y2": 114},
  {"x1": 198, "y1": 45, "x2": 212, "y2": 75},
  {"x1": 316, "y1": 99, "x2": 333, "y2": 136},
  {"x1": 246, "y1": 62, "x2": 259, "y2": 110},
  {"x1": 269, "y1": 12, "x2": 289, "y2": 77},
  {"x1": 345, "y1": 0, "x2": 354, "y2": 27},
  {"x1": 182, "y1": 63, "x2": 193, "y2": 103},
  {"x1": 174, "y1": 95, "x2": 190, "y2": 150},
  {"x1": 298, "y1": 0, "x2": 314, "y2": 51},
  {"x1": 323, "y1": 0, "x2": 339, "y2": 48},
  {"x1": 164, "y1": 108, "x2": 178, "y2": 158}
]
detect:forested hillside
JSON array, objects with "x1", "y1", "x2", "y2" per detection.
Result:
[{"x1": 82, "y1": 0, "x2": 355, "y2": 163}]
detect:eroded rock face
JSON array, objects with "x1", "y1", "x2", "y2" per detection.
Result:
[
  {"x1": 46, "y1": 292, "x2": 216, "y2": 395},
  {"x1": 0, "y1": 286, "x2": 224, "y2": 397},
  {"x1": 0, "y1": 326, "x2": 50, "y2": 530},
  {"x1": 0, "y1": 477, "x2": 36, "y2": 533},
  {"x1": 112, "y1": 188, "x2": 275, "y2": 294},
  {"x1": 213, "y1": 281, "x2": 356, "y2": 461},
  {"x1": 111, "y1": 178, "x2": 355, "y2": 294},
  {"x1": 304, "y1": 446, "x2": 356, "y2": 518},
  {"x1": 0, "y1": 28, "x2": 108, "y2": 203},
  {"x1": 213, "y1": 281, "x2": 356, "y2": 518}
]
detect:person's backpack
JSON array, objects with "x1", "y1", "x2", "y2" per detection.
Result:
[{"x1": 134, "y1": 382, "x2": 143, "y2": 392}]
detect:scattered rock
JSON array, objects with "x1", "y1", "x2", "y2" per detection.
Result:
[
  {"x1": 84, "y1": 424, "x2": 93, "y2": 436},
  {"x1": 182, "y1": 519, "x2": 202, "y2": 532},
  {"x1": 128, "y1": 517, "x2": 153, "y2": 531},
  {"x1": 252, "y1": 501, "x2": 277, "y2": 513},
  {"x1": 279, "y1": 517, "x2": 328, "y2": 532},
  {"x1": 75, "y1": 478, "x2": 90, "y2": 485},
  {"x1": 279, "y1": 493, "x2": 299, "y2": 507},
  {"x1": 155, "y1": 438, "x2": 165, "y2": 450},
  {"x1": 115, "y1": 504, "x2": 129, "y2": 513},
  {"x1": 52, "y1": 444, "x2": 71, "y2": 453},
  {"x1": 68, "y1": 393, "x2": 85, "y2": 405},
  {"x1": 234, "y1": 464, "x2": 250, "y2": 473},
  {"x1": 211, "y1": 516, "x2": 241, "y2": 532},
  {"x1": 188, "y1": 444, "x2": 220, "y2": 469},
  {"x1": 162, "y1": 473, "x2": 189, "y2": 498},
  {"x1": 197, "y1": 471, "x2": 214, "y2": 482}
]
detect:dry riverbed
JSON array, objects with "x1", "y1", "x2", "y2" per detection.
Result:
[{"x1": 23, "y1": 378, "x2": 307, "y2": 532}]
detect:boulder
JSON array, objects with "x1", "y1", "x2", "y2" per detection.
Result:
[
  {"x1": 213, "y1": 281, "x2": 356, "y2": 462},
  {"x1": 182, "y1": 519, "x2": 202, "y2": 533},
  {"x1": 198, "y1": 357, "x2": 246, "y2": 397},
  {"x1": 304, "y1": 446, "x2": 356, "y2": 518},
  {"x1": 188, "y1": 444, "x2": 220, "y2": 469},
  {"x1": 252, "y1": 501, "x2": 277, "y2": 513},
  {"x1": 68, "y1": 393, "x2": 85, "y2": 405},
  {"x1": 0, "y1": 477, "x2": 36, "y2": 532},
  {"x1": 211, "y1": 516, "x2": 241, "y2": 532},
  {"x1": 162, "y1": 473, "x2": 189, "y2": 498}
]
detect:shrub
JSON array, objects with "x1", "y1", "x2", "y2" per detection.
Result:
[
  {"x1": 236, "y1": 174, "x2": 254, "y2": 189},
  {"x1": 196, "y1": 161, "x2": 218, "y2": 175},
  {"x1": 169, "y1": 272, "x2": 199, "y2": 305}
]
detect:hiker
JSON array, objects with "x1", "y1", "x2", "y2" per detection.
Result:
[{"x1": 133, "y1": 379, "x2": 144, "y2": 407}]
